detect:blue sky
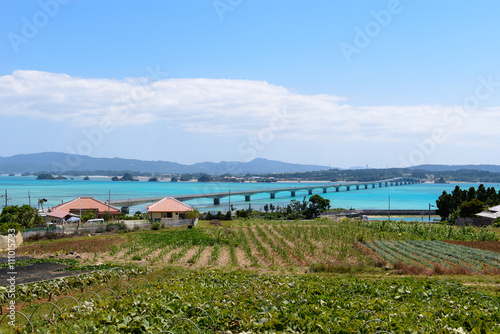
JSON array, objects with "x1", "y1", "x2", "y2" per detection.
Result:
[{"x1": 1, "y1": 0, "x2": 500, "y2": 168}]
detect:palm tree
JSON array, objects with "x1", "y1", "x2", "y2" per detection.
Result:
[{"x1": 38, "y1": 198, "x2": 47, "y2": 211}]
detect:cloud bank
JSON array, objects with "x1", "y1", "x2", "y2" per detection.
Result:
[{"x1": 0, "y1": 70, "x2": 497, "y2": 147}]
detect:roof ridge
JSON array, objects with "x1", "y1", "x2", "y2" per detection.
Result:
[
  {"x1": 147, "y1": 197, "x2": 168, "y2": 210},
  {"x1": 170, "y1": 197, "x2": 192, "y2": 209}
]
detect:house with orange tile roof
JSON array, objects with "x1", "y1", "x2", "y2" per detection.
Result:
[
  {"x1": 51, "y1": 197, "x2": 121, "y2": 220},
  {"x1": 146, "y1": 197, "x2": 194, "y2": 222}
]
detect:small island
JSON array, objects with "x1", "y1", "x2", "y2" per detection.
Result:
[
  {"x1": 112, "y1": 172, "x2": 139, "y2": 181},
  {"x1": 434, "y1": 177, "x2": 447, "y2": 184},
  {"x1": 83, "y1": 176, "x2": 90, "y2": 180},
  {"x1": 36, "y1": 173, "x2": 67, "y2": 180}
]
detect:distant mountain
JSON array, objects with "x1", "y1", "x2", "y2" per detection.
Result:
[
  {"x1": 0, "y1": 152, "x2": 330, "y2": 175},
  {"x1": 411, "y1": 164, "x2": 500, "y2": 173}
]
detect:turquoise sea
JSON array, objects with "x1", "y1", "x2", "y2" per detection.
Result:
[{"x1": 1, "y1": 175, "x2": 499, "y2": 213}]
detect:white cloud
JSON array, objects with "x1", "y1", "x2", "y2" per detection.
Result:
[{"x1": 0, "y1": 70, "x2": 498, "y2": 147}]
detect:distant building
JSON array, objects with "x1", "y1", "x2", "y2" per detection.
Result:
[
  {"x1": 44, "y1": 210, "x2": 77, "y2": 225},
  {"x1": 147, "y1": 197, "x2": 194, "y2": 222},
  {"x1": 51, "y1": 196, "x2": 121, "y2": 220}
]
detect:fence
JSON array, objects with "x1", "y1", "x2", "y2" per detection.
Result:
[
  {"x1": 21, "y1": 221, "x2": 153, "y2": 238},
  {"x1": 20, "y1": 219, "x2": 197, "y2": 239}
]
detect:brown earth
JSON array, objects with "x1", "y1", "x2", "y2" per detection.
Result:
[
  {"x1": 444, "y1": 241, "x2": 500, "y2": 253},
  {"x1": 14, "y1": 235, "x2": 128, "y2": 256}
]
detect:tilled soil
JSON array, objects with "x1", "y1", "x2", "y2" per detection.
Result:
[
  {"x1": 0, "y1": 261, "x2": 85, "y2": 285},
  {"x1": 444, "y1": 241, "x2": 500, "y2": 253}
]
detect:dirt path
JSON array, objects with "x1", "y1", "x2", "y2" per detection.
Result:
[
  {"x1": 235, "y1": 247, "x2": 252, "y2": 267},
  {"x1": 179, "y1": 246, "x2": 199, "y2": 264},
  {"x1": 218, "y1": 246, "x2": 231, "y2": 266},
  {"x1": 194, "y1": 246, "x2": 213, "y2": 267}
]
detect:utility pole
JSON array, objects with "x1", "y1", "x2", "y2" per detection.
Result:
[
  {"x1": 429, "y1": 204, "x2": 435, "y2": 221},
  {"x1": 108, "y1": 190, "x2": 111, "y2": 219},
  {"x1": 28, "y1": 190, "x2": 31, "y2": 207},
  {"x1": 228, "y1": 189, "x2": 231, "y2": 213},
  {"x1": 0, "y1": 189, "x2": 7, "y2": 208}
]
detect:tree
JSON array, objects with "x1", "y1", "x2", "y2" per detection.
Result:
[
  {"x1": 476, "y1": 184, "x2": 487, "y2": 202},
  {"x1": 236, "y1": 210, "x2": 249, "y2": 219},
  {"x1": 185, "y1": 209, "x2": 199, "y2": 226},
  {"x1": 304, "y1": 195, "x2": 331, "y2": 219},
  {"x1": 38, "y1": 198, "x2": 47, "y2": 211},
  {"x1": 0, "y1": 205, "x2": 43, "y2": 234},
  {"x1": 459, "y1": 198, "x2": 484, "y2": 218},
  {"x1": 263, "y1": 204, "x2": 269, "y2": 213},
  {"x1": 81, "y1": 210, "x2": 95, "y2": 223},
  {"x1": 436, "y1": 191, "x2": 452, "y2": 221}
]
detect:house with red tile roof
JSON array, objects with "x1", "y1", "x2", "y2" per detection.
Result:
[
  {"x1": 51, "y1": 197, "x2": 121, "y2": 220},
  {"x1": 146, "y1": 197, "x2": 193, "y2": 222}
]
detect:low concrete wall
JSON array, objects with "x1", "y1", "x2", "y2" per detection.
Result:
[
  {"x1": 160, "y1": 218, "x2": 198, "y2": 227},
  {"x1": 455, "y1": 217, "x2": 492, "y2": 227}
]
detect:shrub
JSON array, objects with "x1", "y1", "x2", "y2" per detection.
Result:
[
  {"x1": 131, "y1": 255, "x2": 142, "y2": 261},
  {"x1": 151, "y1": 222, "x2": 162, "y2": 230},
  {"x1": 105, "y1": 222, "x2": 127, "y2": 232}
]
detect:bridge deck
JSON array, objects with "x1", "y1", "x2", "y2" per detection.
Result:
[{"x1": 108, "y1": 177, "x2": 422, "y2": 208}]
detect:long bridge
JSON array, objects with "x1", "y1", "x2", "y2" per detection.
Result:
[{"x1": 109, "y1": 177, "x2": 423, "y2": 213}]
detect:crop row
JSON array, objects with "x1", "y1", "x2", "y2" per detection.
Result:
[
  {"x1": 109, "y1": 219, "x2": 499, "y2": 270},
  {"x1": 366, "y1": 240, "x2": 500, "y2": 271},
  {"x1": 0, "y1": 266, "x2": 146, "y2": 304}
]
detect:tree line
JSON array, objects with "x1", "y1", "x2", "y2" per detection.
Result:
[{"x1": 435, "y1": 184, "x2": 500, "y2": 222}]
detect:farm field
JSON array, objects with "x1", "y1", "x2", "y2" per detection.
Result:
[
  {"x1": 23, "y1": 218, "x2": 495, "y2": 274},
  {"x1": 2, "y1": 218, "x2": 500, "y2": 332},
  {"x1": 1, "y1": 268, "x2": 499, "y2": 333}
]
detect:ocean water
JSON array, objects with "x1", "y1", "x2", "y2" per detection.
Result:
[{"x1": 1, "y1": 175, "x2": 499, "y2": 213}]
